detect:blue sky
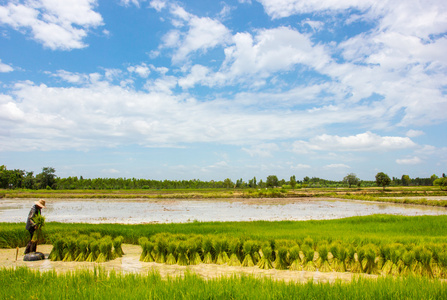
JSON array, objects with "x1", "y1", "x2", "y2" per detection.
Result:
[{"x1": 0, "y1": 0, "x2": 446, "y2": 182}]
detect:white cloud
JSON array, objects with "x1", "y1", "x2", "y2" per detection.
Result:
[
  {"x1": 325, "y1": 164, "x2": 351, "y2": 169},
  {"x1": 0, "y1": 59, "x2": 13, "y2": 72},
  {"x1": 292, "y1": 132, "x2": 416, "y2": 154},
  {"x1": 396, "y1": 156, "x2": 422, "y2": 165},
  {"x1": 127, "y1": 63, "x2": 151, "y2": 78},
  {"x1": 242, "y1": 143, "x2": 279, "y2": 157},
  {"x1": 150, "y1": 0, "x2": 166, "y2": 11},
  {"x1": 291, "y1": 163, "x2": 311, "y2": 169},
  {"x1": 0, "y1": 0, "x2": 103, "y2": 50},
  {"x1": 159, "y1": 4, "x2": 232, "y2": 63},
  {"x1": 406, "y1": 129, "x2": 425, "y2": 138}
]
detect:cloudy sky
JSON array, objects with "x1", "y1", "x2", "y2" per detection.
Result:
[{"x1": 0, "y1": 0, "x2": 446, "y2": 182}]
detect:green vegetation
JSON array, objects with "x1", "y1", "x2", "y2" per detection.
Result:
[
  {"x1": 1, "y1": 267, "x2": 446, "y2": 299},
  {"x1": 3, "y1": 215, "x2": 447, "y2": 249},
  {"x1": 1, "y1": 165, "x2": 444, "y2": 190}
]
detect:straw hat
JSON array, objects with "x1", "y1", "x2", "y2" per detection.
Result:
[{"x1": 35, "y1": 199, "x2": 46, "y2": 208}]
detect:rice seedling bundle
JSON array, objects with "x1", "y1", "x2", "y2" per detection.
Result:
[
  {"x1": 257, "y1": 243, "x2": 273, "y2": 270},
  {"x1": 138, "y1": 237, "x2": 149, "y2": 261},
  {"x1": 49, "y1": 236, "x2": 64, "y2": 261},
  {"x1": 187, "y1": 237, "x2": 203, "y2": 265},
  {"x1": 401, "y1": 250, "x2": 416, "y2": 276},
  {"x1": 303, "y1": 246, "x2": 316, "y2": 271},
  {"x1": 96, "y1": 237, "x2": 113, "y2": 263},
  {"x1": 31, "y1": 215, "x2": 45, "y2": 243},
  {"x1": 317, "y1": 245, "x2": 331, "y2": 272},
  {"x1": 75, "y1": 239, "x2": 89, "y2": 262},
  {"x1": 227, "y1": 238, "x2": 242, "y2": 266},
  {"x1": 176, "y1": 242, "x2": 189, "y2": 266},
  {"x1": 334, "y1": 245, "x2": 348, "y2": 272},
  {"x1": 63, "y1": 237, "x2": 77, "y2": 262},
  {"x1": 214, "y1": 238, "x2": 230, "y2": 265},
  {"x1": 417, "y1": 247, "x2": 434, "y2": 278},
  {"x1": 113, "y1": 236, "x2": 125, "y2": 257},
  {"x1": 165, "y1": 241, "x2": 178, "y2": 265},
  {"x1": 241, "y1": 240, "x2": 257, "y2": 267},
  {"x1": 202, "y1": 237, "x2": 214, "y2": 264},
  {"x1": 154, "y1": 236, "x2": 168, "y2": 264},
  {"x1": 85, "y1": 240, "x2": 99, "y2": 262},
  {"x1": 362, "y1": 244, "x2": 379, "y2": 274},
  {"x1": 274, "y1": 247, "x2": 289, "y2": 270},
  {"x1": 288, "y1": 245, "x2": 302, "y2": 271}
]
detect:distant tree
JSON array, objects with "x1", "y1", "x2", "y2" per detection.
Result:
[
  {"x1": 290, "y1": 175, "x2": 297, "y2": 189},
  {"x1": 343, "y1": 173, "x2": 360, "y2": 188},
  {"x1": 248, "y1": 176, "x2": 257, "y2": 188},
  {"x1": 434, "y1": 177, "x2": 447, "y2": 191},
  {"x1": 375, "y1": 172, "x2": 391, "y2": 191},
  {"x1": 36, "y1": 167, "x2": 56, "y2": 189},
  {"x1": 303, "y1": 176, "x2": 310, "y2": 183},
  {"x1": 401, "y1": 175, "x2": 411, "y2": 186},
  {"x1": 430, "y1": 174, "x2": 439, "y2": 185},
  {"x1": 223, "y1": 178, "x2": 233, "y2": 188},
  {"x1": 266, "y1": 175, "x2": 279, "y2": 188}
]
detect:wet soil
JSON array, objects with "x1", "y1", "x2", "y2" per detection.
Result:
[
  {"x1": 0, "y1": 244, "x2": 377, "y2": 283},
  {"x1": 2, "y1": 197, "x2": 446, "y2": 224}
]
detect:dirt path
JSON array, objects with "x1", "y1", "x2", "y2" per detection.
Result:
[{"x1": 0, "y1": 244, "x2": 377, "y2": 283}]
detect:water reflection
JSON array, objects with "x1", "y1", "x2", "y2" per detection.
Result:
[{"x1": 0, "y1": 198, "x2": 446, "y2": 224}]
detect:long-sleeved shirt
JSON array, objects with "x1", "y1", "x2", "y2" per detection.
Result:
[{"x1": 25, "y1": 205, "x2": 41, "y2": 231}]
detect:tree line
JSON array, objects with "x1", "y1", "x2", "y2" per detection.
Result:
[{"x1": 0, "y1": 165, "x2": 445, "y2": 190}]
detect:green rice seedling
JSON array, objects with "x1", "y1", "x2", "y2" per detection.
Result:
[
  {"x1": 85, "y1": 240, "x2": 99, "y2": 262},
  {"x1": 202, "y1": 237, "x2": 214, "y2": 264},
  {"x1": 176, "y1": 242, "x2": 189, "y2": 266},
  {"x1": 49, "y1": 236, "x2": 64, "y2": 261},
  {"x1": 75, "y1": 239, "x2": 89, "y2": 262},
  {"x1": 317, "y1": 245, "x2": 331, "y2": 272},
  {"x1": 96, "y1": 237, "x2": 113, "y2": 263},
  {"x1": 165, "y1": 241, "x2": 178, "y2": 265},
  {"x1": 63, "y1": 236, "x2": 77, "y2": 262},
  {"x1": 143, "y1": 241, "x2": 155, "y2": 262},
  {"x1": 401, "y1": 250, "x2": 416, "y2": 276},
  {"x1": 188, "y1": 237, "x2": 203, "y2": 265},
  {"x1": 288, "y1": 245, "x2": 302, "y2": 271},
  {"x1": 302, "y1": 237, "x2": 314, "y2": 249},
  {"x1": 345, "y1": 245, "x2": 356, "y2": 271},
  {"x1": 335, "y1": 245, "x2": 348, "y2": 272},
  {"x1": 214, "y1": 237, "x2": 230, "y2": 265},
  {"x1": 138, "y1": 237, "x2": 149, "y2": 261},
  {"x1": 390, "y1": 244, "x2": 404, "y2": 276},
  {"x1": 257, "y1": 243, "x2": 273, "y2": 270},
  {"x1": 242, "y1": 240, "x2": 257, "y2": 267},
  {"x1": 437, "y1": 251, "x2": 447, "y2": 278},
  {"x1": 303, "y1": 245, "x2": 316, "y2": 271},
  {"x1": 90, "y1": 232, "x2": 101, "y2": 240},
  {"x1": 274, "y1": 247, "x2": 288, "y2": 270},
  {"x1": 417, "y1": 247, "x2": 434, "y2": 278},
  {"x1": 362, "y1": 244, "x2": 379, "y2": 274},
  {"x1": 113, "y1": 236, "x2": 125, "y2": 257},
  {"x1": 227, "y1": 238, "x2": 242, "y2": 266},
  {"x1": 154, "y1": 235, "x2": 168, "y2": 264},
  {"x1": 31, "y1": 215, "x2": 45, "y2": 243},
  {"x1": 350, "y1": 247, "x2": 364, "y2": 273}
]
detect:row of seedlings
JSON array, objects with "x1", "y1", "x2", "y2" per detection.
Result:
[
  {"x1": 138, "y1": 233, "x2": 447, "y2": 278},
  {"x1": 49, "y1": 232, "x2": 124, "y2": 263}
]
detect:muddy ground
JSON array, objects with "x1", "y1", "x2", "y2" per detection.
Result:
[{"x1": 1, "y1": 244, "x2": 377, "y2": 283}]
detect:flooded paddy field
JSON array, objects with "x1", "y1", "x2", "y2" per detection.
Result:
[{"x1": 1, "y1": 197, "x2": 446, "y2": 224}]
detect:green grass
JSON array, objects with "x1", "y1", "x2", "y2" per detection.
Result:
[
  {"x1": 1, "y1": 267, "x2": 445, "y2": 299},
  {"x1": 2, "y1": 215, "x2": 447, "y2": 248}
]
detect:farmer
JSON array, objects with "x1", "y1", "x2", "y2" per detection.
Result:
[{"x1": 24, "y1": 199, "x2": 46, "y2": 254}]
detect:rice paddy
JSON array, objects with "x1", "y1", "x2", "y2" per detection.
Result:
[{"x1": 2, "y1": 202, "x2": 447, "y2": 298}]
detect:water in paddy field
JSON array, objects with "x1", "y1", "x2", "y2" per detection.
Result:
[{"x1": 1, "y1": 198, "x2": 446, "y2": 224}]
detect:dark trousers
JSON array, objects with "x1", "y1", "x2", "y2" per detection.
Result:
[{"x1": 24, "y1": 228, "x2": 37, "y2": 254}]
